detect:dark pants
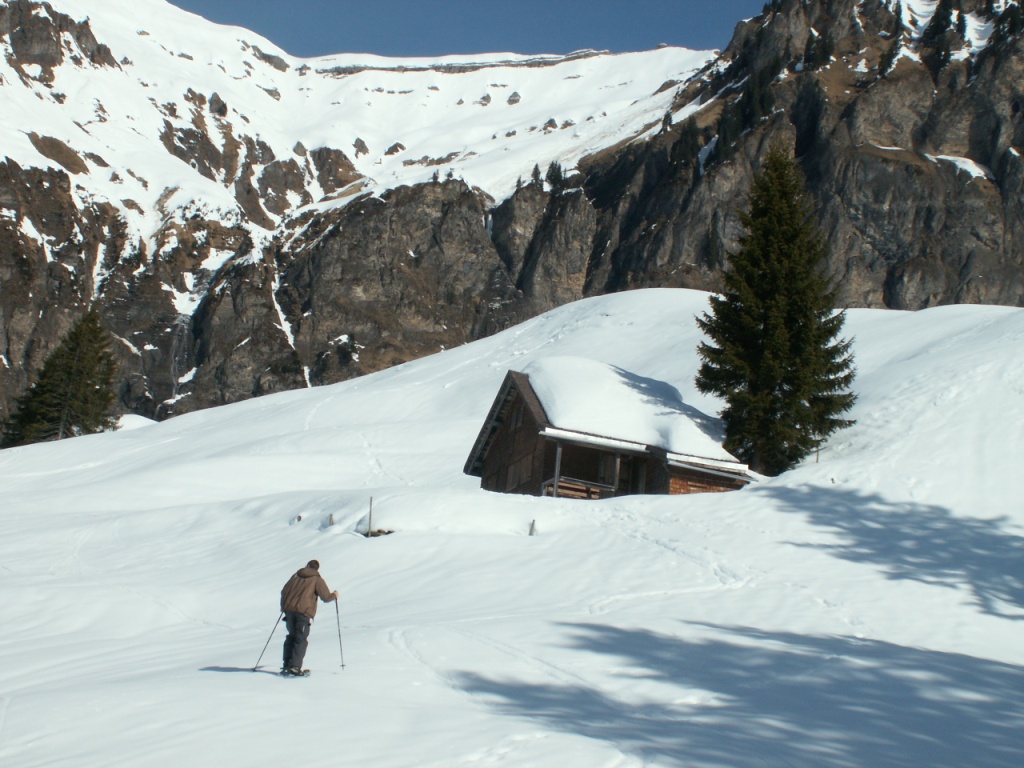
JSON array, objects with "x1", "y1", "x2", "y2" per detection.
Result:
[{"x1": 282, "y1": 611, "x2": 311, "y2": 670}]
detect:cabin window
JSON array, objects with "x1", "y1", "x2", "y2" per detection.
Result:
[{"x1": 511, "y1": 406, "x2": 525, "y2": 430}]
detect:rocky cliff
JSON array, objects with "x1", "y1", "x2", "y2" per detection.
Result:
[
  {"x1": 581, "y1": 0, "x2": 1024, "y2": 311},
  {"x1": 1, "y1": 0, "x2": 1022, "y2": 423}
]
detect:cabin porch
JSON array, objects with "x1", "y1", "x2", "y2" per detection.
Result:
[{"x1": 540, "y1": 438, "x2": 654, "y2": 499}]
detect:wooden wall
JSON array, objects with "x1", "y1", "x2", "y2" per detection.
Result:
[
  {"x1": 668, "y1": 467, "x2": 747, "y2": 495},
  {"x1": 480, "y1": 391, "x2": 547, "y2": 495}
]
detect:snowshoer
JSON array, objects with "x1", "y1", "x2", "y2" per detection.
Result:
[{"x1": 279, "y1": 560, "x2": 338, "y2": 676}]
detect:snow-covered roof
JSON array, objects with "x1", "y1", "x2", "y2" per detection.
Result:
[{"x1": 521, "y1": 356, "x2": 743, "y2": 466}]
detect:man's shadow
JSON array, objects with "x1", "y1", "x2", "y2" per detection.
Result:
[{"x1": 200, "y1": 665, "x2": 279, "y2": 676}]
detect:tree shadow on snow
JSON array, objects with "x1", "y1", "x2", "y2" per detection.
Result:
[
  {"x1": 455, "y1": 622, "x2": 1024, "y2": 767},
  {"x1": 764, "y1": 485, "x2": 1024, "y2": 620},
  {"x1": 612, "y1": 366, "x2": 726, "y2": 444}
]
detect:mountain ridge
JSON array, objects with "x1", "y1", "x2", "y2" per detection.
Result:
[{"x1": 2, "y1": 0, "x2": 1023, "y2": 423}]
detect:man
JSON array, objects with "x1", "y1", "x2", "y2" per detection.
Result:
[{"x1": 279, "y1": 559, "x2": 338, "y2": 676}]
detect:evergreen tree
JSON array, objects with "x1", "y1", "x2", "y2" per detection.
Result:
[
  {"x1": 545, "y1": 161, "x2": 565, "y2": 191},
  {"x1": 695, "y1": 146, "x2": 856, "y2": 475},
  {"x1": 1, "y1": 311, "x2": 118, "y2": 448}
]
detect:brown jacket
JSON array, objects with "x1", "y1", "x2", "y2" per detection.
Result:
[{"x1": 280, "y1": 567, "x2": 335, "y2": 618}]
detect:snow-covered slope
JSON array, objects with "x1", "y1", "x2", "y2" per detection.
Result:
[
  {"x1": 1, "y1": 0, "x2": 712, "y2": 250},
  {"x1": 1, "y1": 289, "x2": 1022, "y2": 767}
]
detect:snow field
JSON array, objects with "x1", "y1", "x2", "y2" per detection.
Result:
[{"x1": 1, "y1": 288, "x2": 1023, "y2": 766}]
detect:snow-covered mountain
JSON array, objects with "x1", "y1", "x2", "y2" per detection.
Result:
[
  {"x1": 2, "y1": 288, "x2": 1022, "y2": 766},
  {"x1": 2, "y1": 0, "x2": 1024, "y2": 426},
  {"x1": 2, "y1": 0, "x2": 710, "y2": 248},
  {"x1": 0, "y1": 0, "x2": 716, "y2": 418}
]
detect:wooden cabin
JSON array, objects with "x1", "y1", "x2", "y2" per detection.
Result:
[{"x1": 464, "y1": 358, "x2": 753, "y2": 499}]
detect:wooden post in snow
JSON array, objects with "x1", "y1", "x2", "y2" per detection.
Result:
[{"x1": 553, "y1": 442, "x2": 563, "y2": 498}]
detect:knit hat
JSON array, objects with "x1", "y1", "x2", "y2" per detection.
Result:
[{"x1": 307, "y1": 559, "x2": 320, "y2": 571}]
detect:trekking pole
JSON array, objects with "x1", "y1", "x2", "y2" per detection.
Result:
[
  {"x1": 335, "y1": 600, "x2": 346, "y2": 670},
  {"x1": 253, "y1": 612, "x2": 284, "y2": 671}
]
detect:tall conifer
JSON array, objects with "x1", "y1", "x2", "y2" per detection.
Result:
[
  {"x1": 695, "y1": 146, "x2": 856, "y2": 475},
  {"x1": 1, "y1": 311, "x2": 118, "y2": 448}
]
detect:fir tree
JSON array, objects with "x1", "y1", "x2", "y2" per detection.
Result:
[
  {"x1": 545, "y1": 161, "x2": 565, "y2": 191},
  {"x1": 695, "y1": 146, "x2": 856, "y2": 475},
  {"x1": 1, "y1": 311, "x2": 119, "y2": 448}
]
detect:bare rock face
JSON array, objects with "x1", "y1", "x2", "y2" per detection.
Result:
[
  {"x1": 275, "y1": 180, "x2": 527, "y2": 383},
  {"x1": 516, "y1": 187, "x2": 597, "y2": 311},
  {"x1": 187, "y1": 254, "x2": 307, "y2": 414},
  {"x1": 577, "y1": 0, "x2": 1024, "y2": 310},
  {"x1": 491, "y1": 183, "x2": 551, "y2": 283},
  {"x1": 308, "y1": 148, "x2": 361, "y2": 194},
  {"x1": 0, "y1": 0, "x2": 117, "y2": 77}
]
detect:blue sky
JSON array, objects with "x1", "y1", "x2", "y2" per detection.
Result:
[{"x1": 166, "y1": 1, "x2": 768, "y2": 58}]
